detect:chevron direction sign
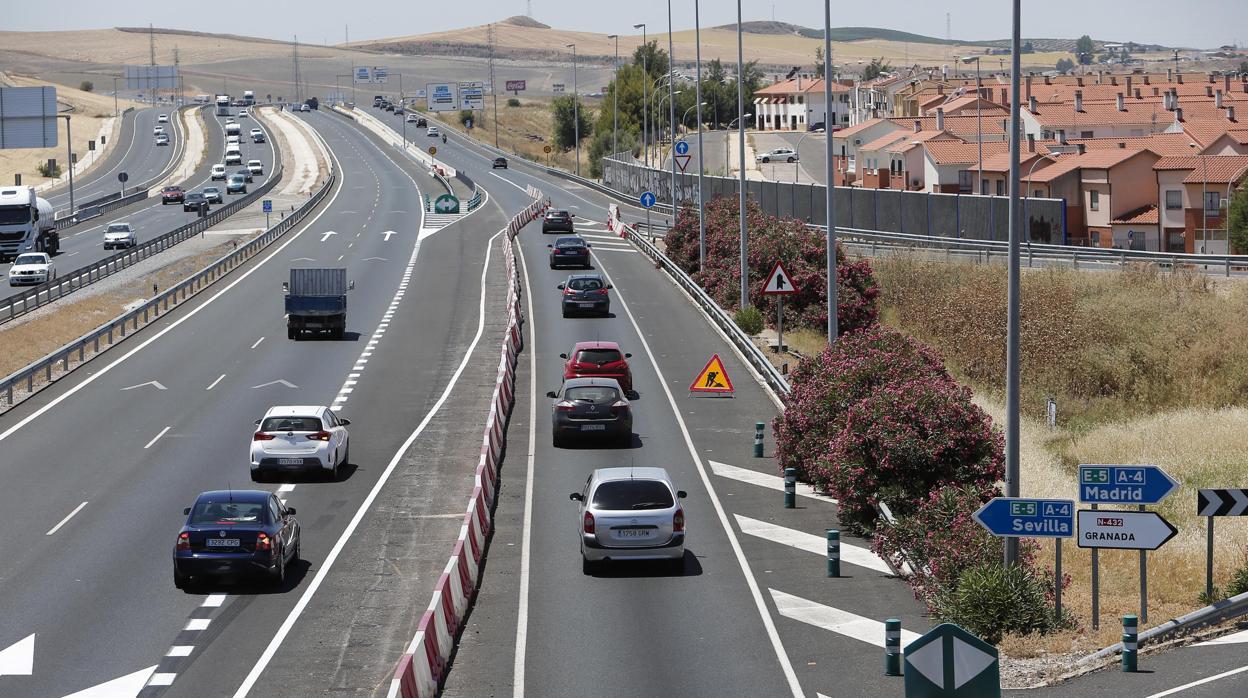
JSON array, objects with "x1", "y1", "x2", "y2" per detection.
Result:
[{"x1": 1198, "y1": 489, "x2": 1248, "y2": 517}]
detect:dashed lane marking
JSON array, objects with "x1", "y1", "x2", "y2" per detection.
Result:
[
  {"x1": 46, "y1": 501, "x2": 88, "y2": 536},
  {"x1": 144, "y1": 426, "x2": 172, "y2": 450}
]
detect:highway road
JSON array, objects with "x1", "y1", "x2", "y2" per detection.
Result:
[{"x1": 0, "y1": 105, "x2": 277, "y2": 305}]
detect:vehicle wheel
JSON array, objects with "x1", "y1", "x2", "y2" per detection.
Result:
[
  {"x1": 582, "y1": 557, "x2": 598, "y2": 575},
  {"x1": 331, "y1": 327, "x2": 344, "y2": 340},
  {"x1": 287, "y1": 327, "x2": 296, "y2": 340},
  {"x1": 669, "y1": 556, "x2": 684, "y2": 575},
  {"x1": 290, "y1": 535, "x2": 300, "y2": 562},
  {"x1": 761, "y1": 157, "x2": 770, "y2": 163},
  {"x1": 272, "y1": 550, "x2": 287, "y2": 585},
  {"x1": 174, "y1": 568, "x2": 189, "y2": 589},
  {"x1": 787, "y1": 157, "x2": 795, "y2": 163},
  {"x1": 618, "y1": 432, "x2": 632, "y2": 448},
  {"x1": 552, "y1": 433, "x2": 563, "y2": 448}
]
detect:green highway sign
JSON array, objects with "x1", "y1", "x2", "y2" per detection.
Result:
[
  {"x1": 433, "y1": 194, "x2": 460, "y2": 214},
  {"x1": 904, "y1": 624, "x2": 1000, "y2": 698}
]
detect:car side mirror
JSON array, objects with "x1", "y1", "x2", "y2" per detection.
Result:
[
  {"x1": 348, "y1": 280, "x2": 356, "y2": 290},
  {"x1": 569, "y1": 492, "x2": 583, "y2": 501},
  {"x1": 340, "y1": 418, "x2": 351, "y2": 426},
  {"x1": 559, "y1": 353, "x2": 568, "y2": 359},
  {"x1": 545, "y1": 390, "x2": 558, "y2": 399},
  {"x1": 556, "y1": 284, "x2": 565, "y2": 290},
  {"x1": 677, "y1": 490, "x2": 687, "y2": 499},
  {"x1": 624, "y1": 353, "x2": 632, "y2": 358},
  {"x1": 254, "y1": 419, "x2": 262, "y2": 425},
  {"x1": 183, "y1": 507, "x2": 191, "y2": 515},
  {"x1": 281, "y1": 282, "x2": 289, "y2": 293},
  {"x1": 546, "y1": 244, "x2": 553, "y2": 248},
  {"x1": 607, "y1": 284, "x2": 614, "y2": 289},
  {"x1": 585, "y1": 243, "x2": 592, "y2": 247}
]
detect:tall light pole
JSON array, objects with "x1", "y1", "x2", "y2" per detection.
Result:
[
  {"x1": 113, "y1": 77, "x2": 120, "y2": 117},
  {"x1": 667, "y1": 0, "x2": 678, "y2": 217},
  {"x1": 635, "y1": 23, "x2": 648, "y2": 166},
  {"x1": 963, "y1": 56, "x2": 984, "y2": 195},
  {"x1": 1004, "y1": 0, "x2": 1023, "y2": 566},
  {"x1": 695, "y1": 0, "x2": 706, "y2": 272},
  {"x1": 61, "y1": 115, "x2": 75, "y2": 213},
  {"x1": 568, "y1": 43, "x2": 580, "y2": 177},
  {"x1": 1191, "y1": 142, "x2": 1209, "y2": 254},
  {"x1": 736, "y1": 0, "x2": 749, "y2": 310},
  {"x1": 824, "y1": 0, "x2": 837, "y2": 342},
  {"x1": 608, "y1": 34, "x2": 619, "y2": 156},
  {"x1": 660, "y1": 89, "x2": 683, "y2": 209},
  {"x1": 726, "y1": 113, "x2": 752, "y2": 177}
]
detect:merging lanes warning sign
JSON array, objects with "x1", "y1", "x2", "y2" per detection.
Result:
[
  {"x1": 762, "y1": 261, "x2": 798, "y2": 295},
  {"x1": 690, "y1": 354, "x2": 734, "y2": 395}
]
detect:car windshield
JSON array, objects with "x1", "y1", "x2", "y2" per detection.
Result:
[
  {"x1": 13, "y1": 254, "x2": 44, "y2": 266},
  {"x1": 555, "y1": 238, "x2": 585, "y2": 248},
  {"x1": 229, "y1": 175, "x2": 244, "y2": 182},
  {"x1": 106, "y1": 224, "x2": 130, "y2": 233},
  {"x1": 592, "y1": 480, "x2": 674, "y2": 510},
  {"x1": 260, "y1": 416, "x2": 322, "y2": 432},
  {"x1": 567, "y1": 278, "x2": 603, "y2": 291},
  {"x1": 576, "y1": 349, "x2": 622, "y2": 365},
  {"x1": 564, "y1": 386, "x2": 619, "y2": 403},
  {"x1": 204, "y1": 188, "x2": 218, "y2": 194},
  {"x1": 188, "y1": 499, "x2": 267, "y2": 525}
]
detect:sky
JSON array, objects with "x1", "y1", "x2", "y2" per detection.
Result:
[{"x1": 4, "y1": 0, "x2": 1243, "y2": 50}]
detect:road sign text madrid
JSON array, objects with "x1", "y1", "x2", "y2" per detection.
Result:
[{"x1": 1078, "y1": 464, "x2": 1177, "y2": 504}]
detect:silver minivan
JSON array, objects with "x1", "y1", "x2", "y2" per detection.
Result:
[{"x1": 570, "y1": 467, "x2": 687, "y2": 574}]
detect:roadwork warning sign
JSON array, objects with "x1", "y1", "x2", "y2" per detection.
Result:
[{"x1": 690, "y1": 354, "x2": 734, "y2": 395}]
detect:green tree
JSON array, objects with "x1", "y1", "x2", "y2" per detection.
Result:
[
  {"x1": 814, "y1": 46, "x2": 824, "y2": 78},
  {"x1": 1229, "y1": 185, "x2": 1248, "y2": 254},
  {"x1": 1240, "y1": 60, "x2": 1248, "y2": 75},
  {"x1": 550, "y1": 95, "x2": 592, "y2": 152},
  {"x1": 863, "y1": 57, "x2": 893, "y2": 81},
  {"x1": 1075, "y1": 34, "x2": 1095, "y2": 64},
  {"x1": 1022, "y1": 41, "x2": 1035, "y2": 54},
  {"x1": 79, "y1": 80, "x2": 93, "y2": 92},
  {"x1": 1055, "y1": 58, "x2": 1076, "y2": 73}
]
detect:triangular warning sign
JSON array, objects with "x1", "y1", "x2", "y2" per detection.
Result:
[
  {"x1": 675, "y1": 154, "x2": 692, "y2": 172},
  {"x1": 762, "y1": 261, "x2": 798, "y2": 295},
  {"x1": 690, "y1": 354, "x2": 735, "y2": 394}
]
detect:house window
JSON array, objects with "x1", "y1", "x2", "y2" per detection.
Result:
[
  {"x1": 1080, "y1": 130, "x2": 1094, "y2": 139},
  {"x1": 1034, "y1": 189, "x2": 1044, "y2": 198},
  {"x1": 981, "y1": 179, "x2": 990, "y2": 195},
  {"x1": 1205, "y1": 191, "x2": 1222, "y2": 215},
  {"x1": 1165, "y1": 190, "x2": 1182, "y2": 210},
  {"x1": 1090, "y1": 190, "x2": 1100, "y2": 211},
  {"x1": 996, "y1": 179, "x2": 1006, "y2": 196},
  {"x1": 958, "y1": 170, "x2": 973, "y2": 193},
  {"x1": 1041, "y1": 130, "x2": 1054, "y2": 140},
  {"x1": 797, "y1": 95, "x2": 804, "y2": 105}
]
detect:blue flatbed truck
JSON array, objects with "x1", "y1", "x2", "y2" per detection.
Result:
[{"x1": 284, "y1": 268, "x2": 352, "y2": 340}]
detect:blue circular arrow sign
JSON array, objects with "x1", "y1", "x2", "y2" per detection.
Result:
[
  {"x1": 640, "y1": 191, "x2": 656, "y2": 209},
  {"x1": 674, "y1": 140, "x2": 689, "y2": 156}
]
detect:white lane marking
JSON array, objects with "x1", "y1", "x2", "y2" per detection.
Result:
[
  {"x1": 277, "y1": 484, "x2": 296, "y2": 493},
  {"x1": 0, "y1": 633, "x2": 35, "y2": 676},
  {"x1": 250, "y1": 336, "x2": 265, "y2": 349},
  {"x1": 734, "y1": 515, "x2": 892, "y2": 574},
  {"x1": 144, "y1": 426, "x2": 172, "y2": 450},
  {"x1": 1195, "y1": 629, "x2": 1248, "y2": 646},
  {"x1": 202, "y1": 593, "x2": 227, "y2": 608},
  {"x1": 66, "y1": 251, "x2": 80, "y2": 257},
  {"x1": 588, "y1": 248, "x2": 637, "y2": 254},
  {"x1": 45, "y1": 501, "x2": 88, "y2": 536},
  {"x1": 708, "y1": 460, "x2": 837, "y2": 504},
  {"x1": 490, "y1": 171, "x2": 531, "y2": 192},
  {"x1": 185, "y1": 618, "x2": 211, "y2": 631},
  {"x1": 582, "y1": 248, "x2": 804, "y2": 693},
  {"x1": 206, "y1": 374, "x2": 226, "y2": 390},
  {"x1": 769, "y1": 588, "x2": 921, "y2": 648},
  {"x1": 0, "y1": 132, "x2": 345, "y2": 446},
  {"x1": 167, "y1": 646, "x2": 194, "y2": 657},
  {"x1": 1145, "y1": 664, "x2": 1248, "y2": 697},
  {"x1": 147, "y1": 673, "x2": 177, "y2": 686},
  {"x1": 62, "y1": 665, "x2": 158, "y2": 697},
  {"x1": 512, "y1": 234, "x2": 539, "y2": 697}
]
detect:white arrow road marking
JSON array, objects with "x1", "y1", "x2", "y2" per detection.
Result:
[
  {"x1": 734, "y1": 515, "x2": 892, "y2": 574},
  {"x1": 361, "y1": 257, "x2": 388, "y2": 262},
  {"x1": 708, "y1": 460, "x2": 837, "y2": 503},
  {"x1": 382, "y1": 230, "x2": 397, "y2": 241},
  {"x1": 0, "y1": 633, "x2": 34, "y2": 676},
  {"x1": 769, "y1": 589, "x2": 921, "y2": 648},
  {"x1": 290, "y1": 257, "x2": 315, "y2": 262},
  {"x1": 61, "y1": 665, "x2": 157, "y2": 697},
  {"x1": 120, "y1": 381, "x2": 166, "y2": 391},
  {"x1": 250, "y1": 380, "x2": 298, "y2": 389},
  {"x1": 320, "y1": 231, "x2": 337, "y2": 242}
]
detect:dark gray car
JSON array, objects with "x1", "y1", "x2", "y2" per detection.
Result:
[
  {"x1": 557, "y1": 274, "x2": 611, "y2": 317},
  {"x1": 547, "y1": 377, "x2": 632, "y2": 448}
]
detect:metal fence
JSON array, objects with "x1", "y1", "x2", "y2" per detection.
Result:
[
  {"x1": 1, "y1": 150, "x2": 284, "y2": 325},
  {"x1": 0, "y1": 168, "x2": 332, "y2": 413}
]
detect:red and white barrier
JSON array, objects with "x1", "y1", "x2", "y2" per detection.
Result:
[{"x1": 387, "y1": 188, "x2": 546, "y2": 698}]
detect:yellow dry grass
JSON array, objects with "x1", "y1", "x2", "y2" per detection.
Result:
[
  {"x1": 0, "y1": 29, "x2": 345, "y2": 67},
  {"x1": 428, "y1": 99, "x2": 601, "y2": 174}
]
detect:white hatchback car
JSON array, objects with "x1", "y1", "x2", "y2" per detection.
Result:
[
  {"x1": 250, "y1": 406, "x2": 350, "y2": 481},
  {"x1": 153, "y1": 125, "x2": 165, "y2": 136},
  {"x1": 211, "y1": 164, "x2": 227, "y2": 180},
  {"x1": 247, "y1": 159, "x2": 264, "y2": 176},
  {"x1": 238, "y1": 109, "x2": 249, "y2": 118},
  {"x1": 570, "y1": 467, "x2": 687, "y2": 574},
  {"x1": 8, "y1": 252, "x2": 55, "y2": 286},
  {"x1": 158, "y1": 113, "x2": 169, "y2": 123},
  {"x1": 755, "y1": 147, "x2": 797, "y2": 163}
]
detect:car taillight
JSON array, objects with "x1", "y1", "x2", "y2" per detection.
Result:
[
  {"x1": 673, "y1": 509, "x2": 685, "y2": 532},
  {"x1": 307, "y1": 431, "x2": 332, "y2": 441},
  {"x1": 583, "y1": 512, "x2": 595, "y2": 533},
  {"x1": 253, "y1": 432, "x2": 275, "y2": 441},
  {"x1": 594, "y1": 288, "x2": 610, "y2": 295},
  {"x1": 256, "y1": 532, "x2": 272, "y2": 551},
  {"x1": 176, "y1": 532, "x2": 190, "y2": 551},
  {"x1": 562, "y1": 288, "x2": 575, "y2": 296},
  {"x1": 555, "y1": 401, "x2": 576, "y2": 412},
  {"x1": 610, "y1": 400, "x2": 629, "y2": 415}
]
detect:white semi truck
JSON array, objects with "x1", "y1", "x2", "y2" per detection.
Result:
[
  {"x1": 243, "y1": 90, "x2": 255, "y2": 105},
  {"x1": 216, "y1": 95, "x2": 231, "y2": 116},
  {"x1": 0, "y1": 186, "x2": 58, "y2": 261}
]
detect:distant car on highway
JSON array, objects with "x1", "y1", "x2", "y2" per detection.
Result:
[
  {"x1": 7, "y1": 252, "x2": 55, "y2": 286},
  {"x1": 570, "y1": 467, "x2": 686, "y2": 573},
  {"x1": 548, "y1": 236, "x2": 591, "y2": 269},
  {"x1": 173, "y1": 489, "x2": 300, "y2": 589},
  {"x1": 394, "y1": 106, "x2": 406, "y2": 116},
  {"x1": 542, "y1": 210, "x2": 574, "y2": 234},
  {"x1": 756, "y1": 148, "x2": 797, "y2": 164},
  {"x1": 155, "y1": 133, "x2": 170, "y2": 146},
  {"x1": 161, "y1": 186, "x2": 186, "y2": 204},
  {"x1": 426, "y1": 126, "x2": 439, "y2": 137},
  {"x1": 238, "y1": 108, "x2": 249, "y2": 119},
  {"x1": 415, "y1": 116, "x2": 427, "y2": 127},
  {"x1": 808, "y1": 121, "x2": 825, "y2": 132},
  {"x1": 406, "y1": 113, "x2": 419, "y2": 123},
  {"x1": 250, "y1": 405, "x2": 351, "y2": 480},
  {"x1": 547, "y1": 378, "x2": 633, "y2": 448},
  {"x1": 493, "y1": 157, "x2": 508, "y2": 169},
  {"x1": 183, "y1": 192, "x2": 208, "y2": 212},
  {"x1": 235, "y1": 168, "x2": 254, "y2": 183},
  {"x1": 226, "y1": 135, "x2": 241, "y2": 146},
  {"x1": 158, "y1": 113, "x2": 169, "y2": 123},
  {"x1": 211, "y1": 164, "x2": 227, "y2": 180},
  {"x1": 299, "y1": 104, "x2": 310, "y2": 112},
  {"x1": 226, "y1": 173, "x2": 248, "y2": 194},
  {"x1": 561, "y1": 341, "x2": 634, "y2": 395},
  {"x1": 202, "y1": 187, "x2": 223, "y2": 204},
  {"x1": 103, "y1": 222, "x2": 138, "y2": 250},
  {"x1": 247, "y1": 159, "x2": 264, "y2": 176},
  {"x1": 557, "y1": 273, "x2": 611, "y2": 318},
  {"x1": 250, "y1": 128, "x2": 265, "y2": 143},
  {"x1": 153, "y1": 125, "x2": 165, "y2": 136}
]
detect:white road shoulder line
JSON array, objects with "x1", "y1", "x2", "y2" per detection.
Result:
[
  {"x1": 734, "y1": 515, "x2": 892, "y2": 575},
  {"x1": 206, "y1": 374, "x2": 226, "y2": 391},
  {"x1": 513, "y1": 230, "x2": 539, "y2": 697},
  {"x1": 46, "y1": 501, "x2": 88, "y2": 536},
  {"x1": 769, "y1": 588, "x2": 921, "y2": 648},
  {"x1": 709, "y1": 460, "x2": 837, "y2": 504},
  {"x1": 1145, "y1": 664, "x2": 1248, "y2": 697},
  {"x1": 144, "y1": 426, "x2": 172, "y2": 450},
  {"x1": 1195, "y1": 629, "x2": 1248, "y2": 646}
]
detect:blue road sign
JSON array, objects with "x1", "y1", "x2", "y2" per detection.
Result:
[
  {"x1": 640, "y1": 191, "x2": 656, "y2": 209},
  {"x1": 674, "y1": 140, "x2": 690, "y2": 156},
  {"x1": 262, "y1": 199, "x2": 272, "y2": 213},
  {"x1": 1079, "y1": 464, "x2": 1178, "y2": 505},
  {"x1": 973, "y1": 497, "x2": 1074, "y2": 538}
]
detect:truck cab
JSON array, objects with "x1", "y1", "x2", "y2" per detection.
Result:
[
  {"x1": 0, "y1": 186, "x2": 57, "y2": 260},
  {"x1": 284, "y1": 268, "x2": 353, "y2": 340}
]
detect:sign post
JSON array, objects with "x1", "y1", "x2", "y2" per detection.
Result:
[
  {"x1": 262, "y1": 198, "x2": 272, "y2": 229},
  {"x1": 1197, "y1": 489, "x2": 1248, "y2": 601},
  {"x1": 640, "y1": 191, "x2": 656, "y2": 241},
  {"x1": 117, "y1": 171, "x2": 128, "y2": 197},
  {"x1": 761, "y1": 261, "x2": 798, "y2": 353},
  {"x1": 974, "y1": 497, "x2": 1074, "y2": 624}
]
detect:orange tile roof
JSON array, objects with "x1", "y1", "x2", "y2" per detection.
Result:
[
  {"x1": 923, "y1": 139, "x2": 1010, "y2": 165},
  {"x1": 884, "y1": 131, "x2": 958, "y2": 154},
  {"x1": 755, "y1": 78, "x2": 850, "y2": 96},
  {"x1": 1183, "y1": 119, "x2": 1247, "y2": 147},
  {"x1": 1111, "y1": 204, "x2": 1160, "y2": 226},
  {"x1": 1023, "y1": 156, "x2": 1084, "y2": 183},
  {"x1": 1068, "y1": 132, "x2": 1199, "y2": 157},
  {"x1": 1154, "y1": 156, "x2": 1203, "y2": 170},
  {"x1": 1152, "y1": 154, "x2": 1248, "y2": 182},
  {"x1": 835, "y1": 118, "x2": 893, "y2": 140},
  {"x1": 931, "y1": 95, "x2": 1010, "y2": 115},
  {"x1": 857, "y1": 131, "x2": 910, "y2": 153}
]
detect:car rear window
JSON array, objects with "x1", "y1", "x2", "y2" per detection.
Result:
[
  {"x1": 567, "y1": 278, "x2": 603, "y2": 291},
  {"x1": 576, "y1": 349, "x2": 622, "y2": 364},
  {"x1": 260, "y1": 416, "x2": 322, "y2": 432},
  {"x1": 189, "y1": 500, "x2": 267, "y2": 525},
  {"x1": 592, "y1": 480, "x2": 674, "y2": 510},
  {"x1": 564, "y1": 386, "x2": 619, "y2": 403},
  {"x1": 555, "y1": 238, "x2": 585, "y2": 248}
]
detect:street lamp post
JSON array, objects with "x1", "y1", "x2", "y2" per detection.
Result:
[
  {"x1": 62, "y1": 115, "x2": 75, "y2": 214},
  {"x1": 568, "y1": 43, "x2": 580, "y2": 177},
  {"x1": 113, "y1": 77, "x2": 120, "y2": 118},
  {"x1": 793, "y1": 131, "x2": 812, "y2": 183},
  {"x1": 726, "y1": 113, "x2": 752, "y2": 175},
  {"x1": 1191, "y1": 142, "x2": 1208, "y2": 254},
  {"x1": 695, "y1": 0, "x2": 706, "y2": 271},
  {"x1": 667, "y1": 0, "x2": 677, "y2": 217},
  {"x1": 635, "y1": 23, "x2": 648, "y2": 166},
  {"x1": 736, "y1": 0, "x2": 749, "y2": 310},
  {"x1": 824, "y1": 0, "x2": 837, "y2": 342},
  {"x1": 650, "y1": 73, "x2": 675, "y2": 165},
  {"x1": 1004, "y1": 0, "x2": 1022, "y2": 566},
  {"x1": 658, "y1": 89, "x2": 682, "y2": 207},
  {"x1": 962, "y1": 55, "x2": 984, "y2": 195},
  {"x1": 608, "y1": 34, "x2": 619, "y2": 157},
  {"x1": 1023, "y1": 152, "x2": 1061, "y2": 240}
]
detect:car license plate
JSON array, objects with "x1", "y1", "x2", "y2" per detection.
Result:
[
  {"x1": 206, "y1": 538, "x2": 240, "y2": 547},
  {"x1": 581, "y1": 424, "x2": 606, "y2": 431},
  {"x1": 616, "y1": 529, "x2": 652, "y2": 539},
  {"x1": 578, "y1": 302, "x2": 595, "y2": 308},
  {"x1": 278, "y1": 458, "x2": 303, "y2": 465}
]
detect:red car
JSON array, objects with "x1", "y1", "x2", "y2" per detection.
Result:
[
  {"x1": 161, "y1": 186, "x2": 186, "y2": 204},
  {"x1": 561, "y1": 341, "x2": 634, "y2": 395}
]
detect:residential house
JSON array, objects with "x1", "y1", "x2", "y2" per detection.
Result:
[
  {"x1": 1154, "y1": 155, "x2": 1248, "y2": 253},
  {"x1": 752, "y1": 77, "x2": 851, "y2": 131},
  {"x1": 855, "y1": 126, "x2": 958, "y2": 190}
]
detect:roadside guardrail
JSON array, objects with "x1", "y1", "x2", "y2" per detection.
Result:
[{"x1": 0, "y1": 161, "x2": 325, "y2": 413}]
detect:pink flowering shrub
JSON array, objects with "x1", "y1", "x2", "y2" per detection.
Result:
[
  {"x1": 663, "y1": 197, "x2": 879, "y2": 335},
  {"x1": 819, "y1": 377, "x2": 1005, "y2": 531},
  {"x1": 773, "y1": 326, "x2": 953, "y2": 490}
]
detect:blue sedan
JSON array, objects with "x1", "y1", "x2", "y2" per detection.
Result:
[{"x1": 173, "y1": 489, "x2": 300, "y2": 589}]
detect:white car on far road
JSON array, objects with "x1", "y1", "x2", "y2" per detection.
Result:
[
  {"x1": 8, "y1": 252, "x2": 55, "y2": 286},
  {"x1": 250, "y1": 405, "x2": 351, "y2": 481},
  {"x1": 755, "y1": 147, "x2": 797, "y2": 164},
  {"x1": 247, "y1": 159, "x2": 264, "y2": 176},
  {"x1": 103, "y1": 222, "x2": 138, "y2": 250},
  {"x1": 158, "y1": 113, "x2": 169, "y2": 123},
  {"x1": 238, "y1": 109, "x2": 249, "y2": 118}
]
